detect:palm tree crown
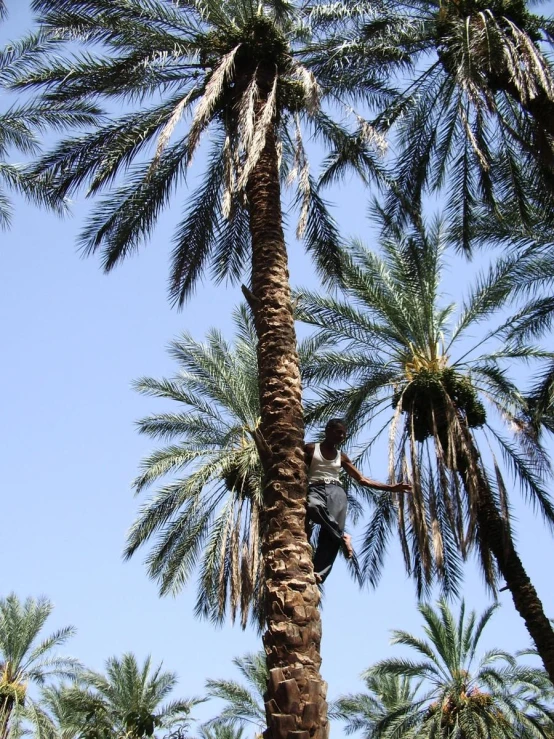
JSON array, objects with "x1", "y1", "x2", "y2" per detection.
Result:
[
  {"x1": 313, "y1": 0, "x2": 554, "y2": 250},
  {"x1": 53, "y1": 653, "x2": 195, "y2": 739},
  {"x1": 5, "y1": 0, "x2": 384, "y2": 301},
  {"x1": 345, "y1": 599, "x2": 554, "y2": 738}
]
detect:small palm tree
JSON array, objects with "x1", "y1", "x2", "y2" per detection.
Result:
[
  {"x1": 333, "y1": 673, "x2": 419, "y2": 738},
  {"x1": 0, "y1": 594, "x2": 79, "y2": 739},
  {"x1": 312, "y1": 0, "x2": 554, "y2": 249},
  {"x1": 297, "y1": 216, "x2": 554, "y2": 681},
  {"x1": 203, "y1": 652, "x2": 266, "y2": 736},
  {"x1": 125, "y1": 306, "x2": 264, "y2": 630},
  {"x1": 53, "y1": 653, "x2": 196, "y2": 739},
  {"x1": 345, "y1": 599, "x2": 554, "y2": 738}
]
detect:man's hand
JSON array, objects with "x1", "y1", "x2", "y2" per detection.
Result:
[{"x1": 388, "y1": 482, "x2": 413, "y2": 494}]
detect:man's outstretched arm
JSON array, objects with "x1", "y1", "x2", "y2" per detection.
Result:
[{"x1": 341, "y1": 453, "x2": 412, "y2": 493}]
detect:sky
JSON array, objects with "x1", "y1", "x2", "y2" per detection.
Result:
[{"x1": 2, "y1": 0, "x2": 554, "y2": 735}]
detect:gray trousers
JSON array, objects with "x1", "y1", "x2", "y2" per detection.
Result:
[{"x1": 307, "y1": 482, "x2": 348, "y2": 582}]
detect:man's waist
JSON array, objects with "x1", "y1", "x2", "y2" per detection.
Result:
[{"x1": 309, "y1": 477, "x2": 343, "y2": 486}]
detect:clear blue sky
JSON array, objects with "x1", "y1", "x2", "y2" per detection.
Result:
[{"x1": 2, "y1": 1, "x2": 553, "y2": 734}]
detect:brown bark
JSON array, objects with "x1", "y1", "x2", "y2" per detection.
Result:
[
  {"x1": 245, "y1": 121, "x2": 328, "y2": 736},
  {"x1": 455, "y1": 422, "x2": 554, "y2": 684}
]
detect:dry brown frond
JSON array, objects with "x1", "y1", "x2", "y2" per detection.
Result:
[
  {"x1": 238, "y1": 74, "x2": 278, "y2": 190},
  {"x1": 188, "y1": 44, "x2": 241, "y2": 160},
  {"x1": 149, "y1": 89, "x2": 197, "y2": 175}
]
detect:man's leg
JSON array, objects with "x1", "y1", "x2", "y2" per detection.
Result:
[
  {"x1": 307, "y1": 484, "x2": 344, "y2": 544},
  {"x1": 307, "y1": 483, "x2": 351, "y2": 581},
  {"x1": 313, "y1": 528, "x2": 341, "y2": 583}
]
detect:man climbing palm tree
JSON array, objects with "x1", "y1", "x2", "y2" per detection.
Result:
[{"x1": 306, "y1": 419, "x2": 411, "y2": 582}]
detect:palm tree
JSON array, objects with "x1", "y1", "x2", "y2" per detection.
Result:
[
  {"x1": 52, "y1": 653, "x2": 196, "y2": 739},
  {"x1": 333, "y1": 673, "x2": 419, "y2": 738},
  {"x1": 297, "y1": 215, "x2": 554, "y2": 681},
  {"x1": 125, "y1": 306, "x2": 265, "y2": 631},
  {"x1": 340, "y1": 599, "x2": 554, "y2": 738},
  {"x1": 8, "y1": 3, "x2": 386, "y2": 731},
  {"x1": 311, "y1": 0, "x2": 554, "y2": 250},
  {"x1": 0, "y1": 594, "x2": 80, "y2": 739},
  {"x1": 203, "y1": 652, "x2": 266, "y2": 736}
]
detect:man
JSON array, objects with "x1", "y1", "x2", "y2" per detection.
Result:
[{"x1": 305, "y1": 418, "x2": 411, "y2": 583}]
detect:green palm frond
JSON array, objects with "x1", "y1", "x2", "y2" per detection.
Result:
[
  {"x1": 203, "y1": 652, "x2": 266, "y2": 734},
  {"x1": 125, "y1": 307, "x2": 265, "y2": 629},
  {"x1": 0, "y1": 2, "x2": 100, "y2": 226}
]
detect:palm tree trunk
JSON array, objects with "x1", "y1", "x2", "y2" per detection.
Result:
[
  {"x1": 455, "y1": 422, "x2": 554, "y2": 684},
  {"x1": 245, "y1": 124, "x2": 328, "y2": 737}
]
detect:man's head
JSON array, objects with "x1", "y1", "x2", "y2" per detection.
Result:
[{"x1": 324, "y1": 418, "x2": 347, "y2": 445}]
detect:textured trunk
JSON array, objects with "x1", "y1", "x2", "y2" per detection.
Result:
[
  {"x1": 245, "y1": 124, "x2": 328, "y2": 737},
  {"x1": 455, "y1": 422, "x2": 554, "y2": 684}
]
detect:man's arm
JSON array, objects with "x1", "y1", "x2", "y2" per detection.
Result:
[
  {"x1": 305, "y1": 443, "x2": 315, "y2": 467},
  {"x1": 341, "y1": 453, "x2": 412, "y2": 493}
]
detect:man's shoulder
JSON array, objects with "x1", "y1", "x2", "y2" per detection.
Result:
[{"x1": 305, "y1": 442, "x2": 316, "y2": 451}]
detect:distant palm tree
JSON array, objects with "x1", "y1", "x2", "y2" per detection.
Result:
[
  {"x1": 10, "y1": 3, "x2": 386, "y2": 729},
  {"x1": 343, "y1": 599, "x2": 554, "y2": 738},
  {"x1": 297, "y1": 216, "x2": 554, "y2": 681},
  {"x1": 53, "y1": 653, "x2": 195, "y2": 739},
  {"x1": 125, "y1": 307, "x2": 264, "y2": 630},
  {"x1": 203, "y1": 652, "x2": 266, "y2": 736},
  {"x1": 311, "y1": 0, "x2": 554, "y2": 249},
  {"x1": 333, "y1": 673, "x2": 418, "y2": 738},
  {"x1": 0, "y1": 594, "x2": 79, "y2": 739}
]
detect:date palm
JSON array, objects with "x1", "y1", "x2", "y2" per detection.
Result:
[
  {"x1": 0, "y1": 594, "x2": 79, "y2": 739},
  {"x1": 297, "y1": 215, "x2": 554, "y2": 681},
  {"x1": 312, "y1": 0, "x2": 554, "y2": 250},
  {"x1": 351, "y1": 599, "x2": 554, "y2": 738},
  {"x1": 125, "y1": 306, "x2": 265, "y2": 631},
  {"x1": 7, "y1": 3, "x2": 388, "y2": 732},
  {"x1": 203, "y1": 652, "x2": 266, "y2": 736},
  {"x1": 51, "y1": 653, "x2": 196, "y2": 739}
]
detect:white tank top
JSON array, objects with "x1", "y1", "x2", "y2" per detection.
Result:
[{"x1": 308, "y1": 443, "x2": 342, "y2": 483}]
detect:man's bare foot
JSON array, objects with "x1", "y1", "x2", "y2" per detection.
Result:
[
  {"x1": 314, "y1": 573, "x2": 322, "y2": 584},
  {"x1": 342, "y1": 533, "x2": 354, "y2": 559}
]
